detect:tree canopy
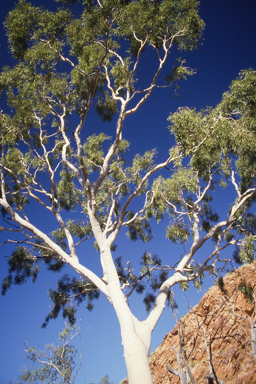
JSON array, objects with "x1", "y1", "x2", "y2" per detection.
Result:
[{"x1": 1, "y1": 0, "x2": 256, "y2": 382}]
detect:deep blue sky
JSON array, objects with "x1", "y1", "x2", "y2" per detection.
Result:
[{"x1": 1, "y1": 1, "x2": 256, "y2": 383}]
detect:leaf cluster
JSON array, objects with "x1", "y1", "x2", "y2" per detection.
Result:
[
  {"x1": 115, "y1": 252, "x2": 170, "y2": 312},
  {"x1": 233, "y1": 235, "x2": 256, "y2": 265},
  {"x1": 238, "y1": 281, "x2": 254, "y2": 304},
  {"x1": 2, "y1": 247, "x2": 39, "y2": 295},
  {"x1": 170, "y1": 70, "x2": 256, "y2": 185},
  {"x1": 117, "y1": 0, "x2": 204, "y2": 55},
  {"x1": 126, "y1": 211, "x2": 153, "y2": 242},
  {"x1": 42, "y1": 274, "x2": 100, "y2": 327},
  {"x1": 56, "y1": 169, "x2": 81, "y2": 211},
  {"x1": 1, "y1": 242, "x2": 67, "y2": 296}
]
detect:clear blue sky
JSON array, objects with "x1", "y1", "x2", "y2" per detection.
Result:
[{"x1": 0, "y1": 0, "x2": 256, "y2": 383}]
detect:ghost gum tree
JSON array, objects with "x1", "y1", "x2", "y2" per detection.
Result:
[{"x1": 1, "y1": 0, "x2": 256, "y2": 382}]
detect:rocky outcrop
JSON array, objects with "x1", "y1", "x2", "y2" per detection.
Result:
[
  {"x1": 149, "y1": 262, "x2": 256, "y2": 383},
  {"x1": 121, "y1": 262, "x2": 256, "y2": 383}
]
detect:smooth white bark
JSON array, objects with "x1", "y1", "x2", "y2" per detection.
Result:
[
  {"x1": 88, "y1": 208, "x2": 153, "y2": 383},
  {"x1": 111, "y1": 291, "x2": 153, "y2": 384},
  {"x1": 122, "y1": 332, "x2": 153, "y2": 384}
]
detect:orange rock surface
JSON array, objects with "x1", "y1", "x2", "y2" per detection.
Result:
[{"x1": 122, "y1": 262, "x2": 256, "y2": 383}]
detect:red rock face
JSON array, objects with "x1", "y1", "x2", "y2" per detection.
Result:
[
  {"x1": 121, "y1": 262, "x2": 256, "y2": 384},
  {"x1": 149, "y1": 262, "x2": 256, "y2": 384}
]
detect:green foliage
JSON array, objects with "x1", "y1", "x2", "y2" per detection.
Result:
[
  {"x1": 140, "y1": 251, "x2": 161, "y2": 276},
  {"x1": 179, "y1": 281, "x2": 189, "y2": 291},
  {"x1": 67, "y1": 220, "x2": 92, "y2": 239},
  {"x1": 114, "y1": 252, "x2": 168, "y2": 312},
  {"x1": 42, "y1": 274, "x2": 100, "y2": 328},
  {"x1": 165, "y1": 69, "x2": 256, "y2": 270},
  {"x1": 0, "y1": 112, "x2": 18, "y2": 148},
  {"x1": 12, "y1": 321, "x2": 113, "y2": 384},
  {"x1": 166, "y1": 223, "x2": 189, "y2": 243},
  {"x1": 143, "y1": 293, "x2": 156, "y2": 313},
  {"x1": 83, "y1": 133, "x2": 111, "y2": 172},
  {"x1": 1, "y1": 0, "x2": 256, "y2": 339},
  {"x1": 0, "y1": 0, "x2": 205, "y2": 249},
  {"x1": 14, "y1": 324, "x2": 80, "y2": 384},
  {"x1": 126, "y1": 211, "x2": 153, "y2": 242},
  {"x1": 154, "y1": 168, "x2": 198, "y2": 209},
  {"x1": 179, "y1": 267, "x2": 203, "y2": 292},
  {"x1": 215, "y1": 276, "x2": 228, "y2": 295},
  {"x1": 43, "y1": 253, "x2": 65, "y2": 272},
  {"x1": 200, "y1": 201, "x2": 219, "y2": 233},
  {"x1": 118, "y1": 0, "x2": 204, "y2": 55},
  {"x1": 233, "y1": 235, "x2": 255, "y2": 264},
  {"x1": 56, "y1": 169, "x2": 80, "y2": 211},
  {"x1": 5, "y1": 148, "x2": 26, "y2": 176},
  {"x1": 193, "y1": 272, "x2": 203, "y2": 291},
  {"x1": 238, "y1": 282, "x2": 254, "y2": 304},
  {"x1": 1, "y1": 241, "x2": 72, "y2": 296},
  {"x1": 169, "y1": 69, "x2": 256, "y2": 185},
  {"x1": 5, "y1": 0, "x2": 70, "y2": 60},
  {"x1": 95, "y1": 93, "x2": 118, "y2": 122},
  {"x1": 90, "y1": 375, "x2": 115, "y2": 384},
  {"x1": 165, "y1": 58, "x2": 195, "y2": 96},
  {"x1": 2, "y1": 247, "x2": 39, "y2": 295},
  {"x1": 128, "y1": 149, "x2": 157, "y2": 191},
  {"x1": 140, "y1": 252, "x2": 168, "y2": 312}
]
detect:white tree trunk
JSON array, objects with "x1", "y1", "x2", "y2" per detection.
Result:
[
  {"x1": 89, "y1": 212, "x2": 154, "y2": 383},
  {"x1": 122, "y1": 333, "x2": 153, "y2": 384},
  {"x1": 110, "y1": 279, "x2": 153, "y2": 384},
  {"x1": 102, "y1": 251, "x2": 153, "y2": 383}
]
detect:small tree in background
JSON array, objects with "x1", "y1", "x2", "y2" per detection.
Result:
[
  {"x1": 1, "y1": 0, "x2": 256, "y2": 382},
  {"x1": 10, "y1": 324, "x2": 114, "y2": 384},
  {"x1": 10, "y1": 325, "x2": 81, "y2": 384},
  {"x1": 94, "y1": 375, "x2": 115, "y2": 384}
]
